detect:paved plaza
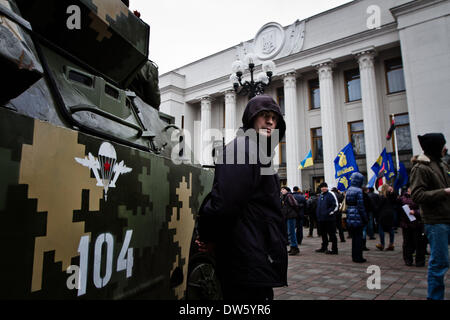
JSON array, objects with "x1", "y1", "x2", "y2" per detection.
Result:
[{"x1": 274, "y1": 228, "x2": 450, "y2": 300}]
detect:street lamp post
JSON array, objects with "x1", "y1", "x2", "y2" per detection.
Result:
[{"x1": 230, "y1": 54, "x2": 276, "y2": 99}]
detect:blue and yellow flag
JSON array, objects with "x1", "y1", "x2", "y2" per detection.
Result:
[
  {"x1": 393, "y1": 161, "x2": 408, "y2": 191},
  {"x1": 371, "y1": 148, "x2": 396, "y2": 180},
  {"x1": 334, "y1": 143, "x2": 359, "y2": 191},
  {"x1": 367, "y1": 174, "x2": 377, "y2": 188},
  {"x1": 385, "y1": 153, "x2": 396, "y2": 180},
  {"x1": 298, "y1": 150, "x2": 313, "y2": 169}
]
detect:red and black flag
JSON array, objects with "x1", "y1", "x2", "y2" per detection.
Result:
[{"x1": 386, "y1": 119, "x2": 396, "y2": 140}]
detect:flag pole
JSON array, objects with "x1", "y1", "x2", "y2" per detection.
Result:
[{"x1": 391, "y1": 114, "x2": 400, "y2": 172}]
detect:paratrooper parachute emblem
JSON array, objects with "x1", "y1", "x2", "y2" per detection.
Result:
[{"x1": 75, "y1": 142, "x2": 132, "y2": 200}]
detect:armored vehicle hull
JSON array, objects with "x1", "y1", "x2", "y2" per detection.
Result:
[
  {"x1": 0, "y1": 0, "x2": 218, "y2": 299},
  {"x1": 0, "y1": 108, "x2": 215, "y2": 299}
]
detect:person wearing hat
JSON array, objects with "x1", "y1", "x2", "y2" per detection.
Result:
[
  {"x1": 197, "y1": 95, "x2": 288, "y2": 300},
  {"x1": 315, "y1": 182, "x2": 340, "y2": 254},
  {"x1": 410, "y1": 133, "x2": 450, "y2": 300}
]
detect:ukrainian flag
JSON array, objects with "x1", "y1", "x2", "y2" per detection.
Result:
[{"x1": 298, "y1": 150, "x2": 313, "y2": 169}]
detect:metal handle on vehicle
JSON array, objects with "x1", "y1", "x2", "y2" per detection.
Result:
[{"x1": 69, "y1": 104, "x2": 143, "y2": 138}]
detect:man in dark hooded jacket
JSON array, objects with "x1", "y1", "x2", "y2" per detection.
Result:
[
  {"x1": 410, "y1": 133, "x2": 450, "y2": 300},
  {"x1": 197, "y1": 95, "x2": 287, "y2": 300}
]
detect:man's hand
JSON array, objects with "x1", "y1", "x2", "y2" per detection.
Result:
[
  {"x1": 445, "y1": 188, "x2": 450, "y2": 195},
  {"x1": 195, "y1": 238, "x2": 215, "y2": 253}
]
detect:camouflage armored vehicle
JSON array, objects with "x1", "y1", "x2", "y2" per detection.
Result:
[{"x1": 0, "y1": 0, "x2": 220, "y2": 299}]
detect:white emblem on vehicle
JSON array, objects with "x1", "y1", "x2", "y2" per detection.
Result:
[{"x1": 75, "y1": 142, "x2": 132, "y2": 200}]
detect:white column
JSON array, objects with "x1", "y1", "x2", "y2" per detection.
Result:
[
  {"x1": 315, "y1": 60, "x2": 339, "y2": 186},
  {"x1": 200, "y1": 96, "x2": 213, "y2": 166},
  {"x1": 224, "y1": 90, "x2": 237, "y2": 144},
  {"x1": 283, "y1": 72, "x2": 302, "y2": 189},
  {"x1": 355, "y1": 49, "x2": 383, "y2": 171}
]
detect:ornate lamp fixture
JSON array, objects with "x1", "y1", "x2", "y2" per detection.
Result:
[{"x1": 230, "y1": 53, "x2": 276, "y2": 99}]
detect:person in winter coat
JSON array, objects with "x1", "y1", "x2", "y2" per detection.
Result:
[
  {"x1": 292, "y1": 186, "x2": 307, "y2": 246},
  {"x1": 361, "y1": 187, "x2": 373, "y2": 250},
  {"x1": 331, "y1": 187, "x2": 346, "y2": 243},
  {"x1": 410, "y1": 133, "x2": 450, "y2": 300},
  {"x1": 366, "y1": 187, "x2": 379, "y2": 239},
  {"x1": 281, "y1": 187, "x2": 300, "y2": 256},
  {"x1": 315, "y1": 182, "x2": 339, "y2": 254},
  {"x1": 375, "y1": 184, "x2": 398, "y2": 251},
  {"x1": 197, "y1": 94, "x2": 288, "y2": 301},
  {"x1": 345, "y1": 172, "x2": 368, "y2": 263},
  {"x1": 399, "y1": 188, "x2": 427, "y2": 267},
  {"x1": 306, "y1": 192, "x2": 320, "y2": 237}
]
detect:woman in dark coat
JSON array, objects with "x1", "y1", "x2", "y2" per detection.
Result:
[
  {"x1": 376, "y1": 184, "x2": 398, "y2": 251},
  {"x1": 197, "y1": 95, "x2": 287, "y2": 300}
]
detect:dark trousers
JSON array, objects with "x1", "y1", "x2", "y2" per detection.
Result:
[
  {"x1": 402, "y1": 227, "x2": 427, "y2": 265},
  {"x1": 319, "y1": 220, "x2": 337, "y2": 252},
  {"x1": 349, "y1": 227, "x2": 364, "y2": 261},
  {"x1": 309, "y1": 214, "x2": 320, "y2": 236},
  {"x1": 367, "y1": 212, "x2": 375, "y2": 238},
  {"x1": 296, "y1": 216, "x2": 304, "y2": 245},
  {"x1": 221, "y1": 284, "x2": 274, "y2": 301},
  {"x1": 336, "y1": 213, "x2": 346, "y2": 242}
]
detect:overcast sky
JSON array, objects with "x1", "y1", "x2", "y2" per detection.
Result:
[{"x1": 131, "y1": 0, "x2": 353, "y2": 74}]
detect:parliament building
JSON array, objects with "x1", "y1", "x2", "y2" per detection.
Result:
[{"x1": 159, "y1": 0, "x2": 450, "y2": 191}]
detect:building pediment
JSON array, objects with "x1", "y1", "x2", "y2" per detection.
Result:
[{"x1": 235, "y1": 20, "x2": 305, "y2": 64}]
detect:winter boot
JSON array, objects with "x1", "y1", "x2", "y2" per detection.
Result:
[
  {"x1": 289, "y1": 246, "x2": 299, "y2": 256},
  {"x1": 362, "y1": 240, "x2": 370, "y2": 251}
]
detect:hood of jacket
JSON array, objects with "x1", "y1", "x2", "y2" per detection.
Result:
[
  {"x1": 241, "y1": 94, "x2": 286, "y2": 142},
  {"x1": 349, "y1": 172, "x2": 364, "y2": 188},
  {"x1": 418, "y1": 133, "x2": 446, "y2": 160}
]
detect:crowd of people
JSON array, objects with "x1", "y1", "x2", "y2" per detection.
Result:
[
  {"x1": 280, "y1": 180, "x2": 427, "y2": 265},
  {"x1": 280, "y1": 132, "x2": 449, "y2": 300}
]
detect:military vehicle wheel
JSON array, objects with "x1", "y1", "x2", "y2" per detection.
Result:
[{"x1": 186, "y1": 260, "x2": 222, "y2": 300}]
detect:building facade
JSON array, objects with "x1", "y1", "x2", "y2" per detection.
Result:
[{"x1": 159, "y1": 0, "x2": 450, "y2": 191}]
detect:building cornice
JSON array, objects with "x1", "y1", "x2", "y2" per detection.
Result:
[
  {"x1": 390, "y1": 0, "x2": 447, "y2": 18},
  {"x1": 276, "y1": 22, "x2": 397, "y2": 70},
  {"x1": 178, "y1": 22, "x2": 399, "y2": 101},
  {"x1": 160, "y1": 98, "x2": 185, "y2": 105},
  {"x1": 160, "y1": 84, "x2": 184, "y2": 95}
]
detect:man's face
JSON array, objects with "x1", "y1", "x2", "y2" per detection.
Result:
[
  {"x1": 321, "y1": 186, "x2": 328, "y2": 193},
  {"x1": 281, "y1": 188, "x2": 287, "y2": 195},
  {"x1": 253, "y1": 110, "x2": 278, "y2": 137},
  {"x1": 442, "y1": 145, "x2": 448, "y2": 157}
]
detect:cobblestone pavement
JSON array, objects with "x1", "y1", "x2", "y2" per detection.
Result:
[{"x1": 274, "y1": 228, "x2": 450, "y2": 300}]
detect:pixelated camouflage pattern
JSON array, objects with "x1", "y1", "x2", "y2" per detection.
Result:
[{"x1": 0, "y1": 108, "x2": 214, "y2": 299}]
